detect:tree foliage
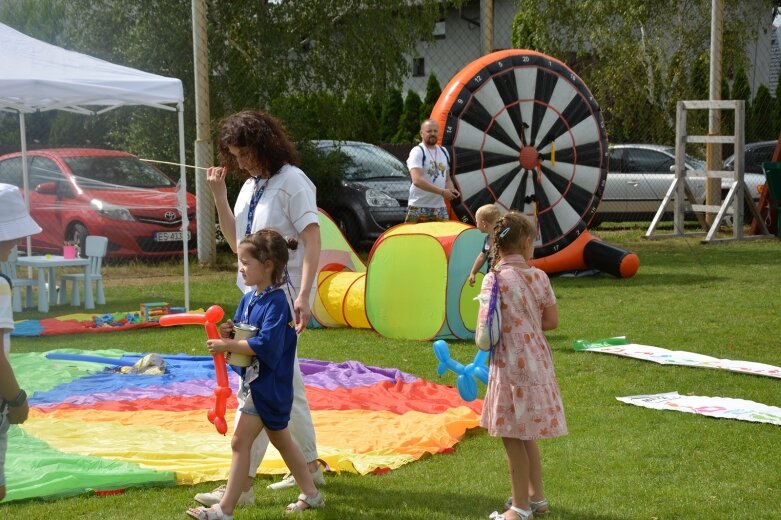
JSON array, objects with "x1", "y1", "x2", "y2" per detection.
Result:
[
  {"x1": 750, "y1": 84, "x2": 774, "y2": 141},
  {"x1": 393, "y1": 90, "x2": 423, "y2": 143},
  {"x1": 730, "y1": 67, "x2": 752, "y2": 104},
  {"x1": 379, "y1": 89, "x2": 404, "y2": 143},
  {"x1": 729, "y1": 66, "x2": 754, "y2": 143},
  {"x1": 0, "y1": 0, "x2": 461, "y2": 201},
  {"x1": 206, "y1": 0, "x2": 454, "y2": 112},
  {"x1": 421, "y1": 73, "x2": 442, "y2": 120},
  {"x1": 774, "y1": 79, "x2": 781, "y2": 139},
  {"x1": 511, "y1": 0, "x2": 776, "y2": 144}
]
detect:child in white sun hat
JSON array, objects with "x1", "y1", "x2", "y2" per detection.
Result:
[{"x1": 0, "y1": 183, "x2": 42, "y2": 502}]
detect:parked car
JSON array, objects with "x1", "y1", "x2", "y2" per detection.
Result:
[
  {"x1": 594, "y1": 143, "x2": 765, "y2": 224},
  {"x1": 724, "y1": 140, "x2": 777, "y2": 175},
  {"x1": 310, "y1": 140, "x2": 410, "y2": 247},
  {"x1": 0, "y1": 148, "x2": 197, "y2": 258}
]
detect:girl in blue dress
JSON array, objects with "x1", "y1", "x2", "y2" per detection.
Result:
[{"x1": 187, "y1": 229, "x2": 324, "y2": 520}]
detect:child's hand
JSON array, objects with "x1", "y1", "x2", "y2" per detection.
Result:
[
  {"x1": 206, "y1": 338, "x2": 229, "y2": 354},
  {"x1": 219, "y1": 319, "x2": 235, "y2": 339},
  {"x1": 468, "y1": 273, "x2": 476, "y2": 286}
]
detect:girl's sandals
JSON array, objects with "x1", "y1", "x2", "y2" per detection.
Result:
[
  {"x1": 530, "y1": 498, "x2": 548, "y2": 514},
  {"x1": 505, "y1": 497, "x2": 548, "y2": 515},
  {"x1": 285, "y1": 491, "x2": 325, "y2": 513},
  {"x1": 186, "y1": 503, "x2": 233, "y2": 520},
  {"x1": 489, "y1": 505, "x2": 533, "y2": 520}
]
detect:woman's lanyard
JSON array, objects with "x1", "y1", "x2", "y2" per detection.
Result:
[
  {"x1": 242, "y1": 283, "x2": 280, "y2": 324},
  {"x1": 245, "y1": 176, "x2": 270, "y2": 237}
]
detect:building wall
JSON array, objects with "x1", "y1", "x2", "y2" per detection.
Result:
[
  {"x1": 744, "y1": 15, "x2": 773, "y2": 97},
  {"x1": 402, "y1": 0, "x2": 515, "y2": 99}
]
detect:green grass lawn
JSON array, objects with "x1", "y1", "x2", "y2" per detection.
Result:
[{"x1": 3, "y1": 228, "x2": 781, "y2": 519}]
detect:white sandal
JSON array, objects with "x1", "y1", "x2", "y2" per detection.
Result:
[
  {"x1": 285, "y1": 491, "x2": 325, "y2": 513},
  {"x1": 506, "y1": 497, "x2": 548, "y2": 514},
  {"x1": 489, "y1": 505, "x2": 533, "y2": 520},
  {"x1": 186, "y1": 503, "x2": 233, "y2": 520}
]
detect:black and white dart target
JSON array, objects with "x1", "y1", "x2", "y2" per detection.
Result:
[{"x1": 432, "y1": 50, "x2": 608, "y2": 258}]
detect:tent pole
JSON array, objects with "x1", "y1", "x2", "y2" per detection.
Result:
[
  {"x1": 18, "y1": 111, "x2": 33, "y2": 264},
  {"x1": 178, "y1": 103, "x2": 190, "y2": 310}
]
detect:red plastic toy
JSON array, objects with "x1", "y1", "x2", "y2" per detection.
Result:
[{"x1": 159, "y1": 305, "x2": 231, "y2": 435}]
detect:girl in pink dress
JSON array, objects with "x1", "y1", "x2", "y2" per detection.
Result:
[{"x1": 476, "y1": 211, "x2": 567, "y2": 520}]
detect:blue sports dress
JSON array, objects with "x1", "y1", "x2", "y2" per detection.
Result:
[{"x1": 232, "y1": 288, "x2": 298, "y2": 430}]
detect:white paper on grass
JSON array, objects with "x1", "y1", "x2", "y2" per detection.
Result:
[
  {"x1": 617, "y1": 392, "x2": 781, "y2": 427},
  {"x1": 580, "y1": 343, "x2": 781, "y2": 380}
]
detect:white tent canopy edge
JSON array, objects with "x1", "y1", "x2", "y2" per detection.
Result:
[{"x1": 0, "y1": 22, "x2": 190, "y2": 309}]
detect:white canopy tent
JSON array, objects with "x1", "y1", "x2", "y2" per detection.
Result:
[{"x1": 0, "y1": 22, "x2": 190, "y2": 308}]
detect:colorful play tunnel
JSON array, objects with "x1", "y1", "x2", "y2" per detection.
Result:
[
  {"x1": 365, "y1": 221, "x2": 484, "y2": 340},
  {"x1": 315, "y1": 214, "x2": 485, "y2": 340}
]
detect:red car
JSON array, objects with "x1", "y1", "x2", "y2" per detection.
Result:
[{"x1": 0, "y1": 148, "x2": 196, "y2": 258}]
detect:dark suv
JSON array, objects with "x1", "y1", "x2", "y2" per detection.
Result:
[
  {"x1": 311, "y1": 140, "x2": 410, "y2": 247},
  {"x1": 724, "y1": 140, "x2": 777, "y2": 175}
]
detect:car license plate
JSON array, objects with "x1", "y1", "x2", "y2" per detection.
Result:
[{"x1": 154, "y1": 231, "x2": 191, "y2": 242}]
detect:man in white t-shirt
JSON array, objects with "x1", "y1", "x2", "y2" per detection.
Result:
[{"x1": 405, "y1": 119, "x2": 460, "y2": 222}]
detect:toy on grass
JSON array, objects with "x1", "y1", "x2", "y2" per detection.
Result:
[
  {"x1": 140, "y1": 302, "x2": 170, "y2": 322},
  {"x1": 159, "y1": 305, "x2": 231, "y2": 435},
  {"x1": 89, "y1": 312, "x2": 142, "y2": 328},
  {"x1": 432, "y1": 339, "x2": 489, "y2": 402}
]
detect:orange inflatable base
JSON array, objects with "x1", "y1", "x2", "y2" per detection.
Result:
[{"x1": 529, "y1": 231, "x2": 639, "y2": 278}]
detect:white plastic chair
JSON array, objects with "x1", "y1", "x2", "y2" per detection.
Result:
[
  {"x1": 59, "y1": 236, "x2": 108, "y2": 307},
  {"x1": 0, "y1": 247, "x2": 37, "y2": 312}
]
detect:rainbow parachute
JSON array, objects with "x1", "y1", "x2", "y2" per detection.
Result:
[{"x1": 4, "y1": 349, "x2": 481, "y2": 502}]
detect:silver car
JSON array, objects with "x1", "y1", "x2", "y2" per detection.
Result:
[{"x1": 594, "y1": 143, "x2": 764, "y2": 224}]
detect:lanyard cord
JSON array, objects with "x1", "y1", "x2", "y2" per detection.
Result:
[
  {"x1": 242, "y1": 282, "x2": 282, "y2": 324},
  {"x1": 245, "y1": 176, "x2": 269, "y2": 237},
  {"x1": 423, "y1": 146, "x2": 444, "y2": 182},
  {"x1": 425, "y1": 146, "x2": 439, "y2": 173}
]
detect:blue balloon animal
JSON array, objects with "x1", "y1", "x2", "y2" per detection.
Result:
[{"x1": 432, "y1": 339, "x2": 489, "y2": 402}]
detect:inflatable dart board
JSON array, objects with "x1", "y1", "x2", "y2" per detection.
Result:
[{"x1": 431, "y1": 49, "x2": 638, "y2": 278}]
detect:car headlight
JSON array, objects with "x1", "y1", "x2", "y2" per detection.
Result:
[
  {"x1": 90, "y1": 199, "x2": 135, "y2": 221},
  {"x1": 365, "y1": 189, "x2": 399, "y2": 207}
]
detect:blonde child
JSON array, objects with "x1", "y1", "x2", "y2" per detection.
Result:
[
  {"x1": 476, "y1": 211, "x2": 567, "y2": 520},
  {"x1": 468, "y1": 204, "x2": 502, "y2": 287},
  {"x1": 0, "y1": 184, "x2": 41, "y2": 501},
  {"x1": 187, "y1": 229, "x2": 323, "y2": 519}
]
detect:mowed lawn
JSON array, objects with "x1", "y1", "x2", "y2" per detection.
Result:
[{"x1": 3, "y1": 227, "x2": 780, "y2": 519}]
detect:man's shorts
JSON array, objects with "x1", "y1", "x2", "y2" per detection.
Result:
[{"x1": 405, "y1": 206, "x2": 449, "y2": 223}]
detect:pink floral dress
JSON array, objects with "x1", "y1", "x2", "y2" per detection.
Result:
[{"x1": 477, "y1": 255, "x2": 567, "y2": 440}]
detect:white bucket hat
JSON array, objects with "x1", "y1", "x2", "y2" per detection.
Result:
[{"x1": 0, "y1": 183, "x2": 42, "y2": 242}]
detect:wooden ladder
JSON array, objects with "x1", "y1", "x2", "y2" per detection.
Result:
[{"x1": 645, "y1": 100, "x2": 771, "y2": 243}]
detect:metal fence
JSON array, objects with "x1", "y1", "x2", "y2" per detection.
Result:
[{"x1": 0, "y1": 0, "x2": 779, "y2": 261}]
